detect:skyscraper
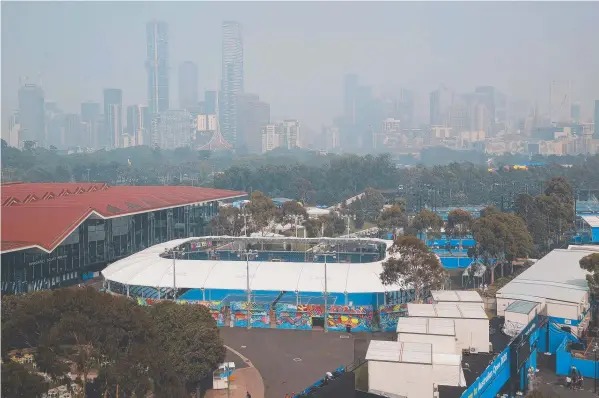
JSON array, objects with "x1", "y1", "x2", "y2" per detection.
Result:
[
  {"x1": 594, "y1": 100, "x2": 599, "y2": 138},
  {"x1": 221, "y1": 21, "x2": 244, "y2": 147},
  {"x1": 178, "y1": 61, "x2": 198, "y2": 110},
  {"x1": 103, "y1": 89, "x2": 123, "y2": 148},
  {"x1": 18, "y1": 83, "x2": 45, "y2": 146},
  {"x1": 126, "y1": 105, "x2": 149, "y2": 146},
  {"x1": 236, "y1": 93, "x2": 270, "y2": 153},
  {"x1": 571, "y1": 102, "x2": 581, "y2": 124},
  {"x1": 146, "y1": 20, "x2": 170, "y2": 115}
]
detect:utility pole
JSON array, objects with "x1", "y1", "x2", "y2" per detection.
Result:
[
  {"x1": 172, "y1": 248, "x2": 186, "y2": 300},
  {"x1": 239, "y1": 249, "x2": 257, "y2": 329},
  {"x1": 322, "y1": 251, "x2": 336, "y2": 332},
  {"x1": 242, "y1": 210, "x2": 250, "y2": 237}
]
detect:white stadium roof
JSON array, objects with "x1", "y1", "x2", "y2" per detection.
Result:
[
  {"x1": 101, "y1": 236, "x2": 402, "y2": 293},
  {"x1": 497, "y1": 248, "x2": 592, "y2": 305}
]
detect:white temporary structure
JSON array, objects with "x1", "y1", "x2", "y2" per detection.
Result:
[
  {"x1": 430, "y1": 290, "x2": 483, "y2": 305},
  {"x1": 406, "y1": 303, "x2": 490, "y2": 353},
  {"x1": 397, "y1": 317, "x2": 458, "y2": 354},
  {"x1": 366, "y1": 340, "x2": 465, "y2": 398},
  {"x1": 496, "y1": 249, "x2": 591, "y2": 323},
  {"x1": 101, "y1": 236, "x2": 402, "y2": 294}
]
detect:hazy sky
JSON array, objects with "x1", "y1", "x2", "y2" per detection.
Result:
[{"x1": 2, "y1": 1, "x2": 599, "y2": 130}]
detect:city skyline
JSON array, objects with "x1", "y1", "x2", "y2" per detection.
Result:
[{"x1": 3, "y1": 2, "x2": 599, "y2": 131}]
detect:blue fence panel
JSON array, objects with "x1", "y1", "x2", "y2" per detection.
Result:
[{"x1": 460, "y1": 347, "x2": 511, "y2": 398}]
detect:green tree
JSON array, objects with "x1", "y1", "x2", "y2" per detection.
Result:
[
  {"x1": 446, "y1": 209, "x2": 474, "y2": 250},
  {"x1": 470, "y1": 212, "x2": 533, "y2": 283},
  {"x1": 376, "y1": 205, "x2": 408, "y2": 234},
  {"x1": 410, "y1": 209, "x2": 444, "y2": 239},
  {"x1": 210, "y1": 206, "x2": 244, "y2": 236},
  {"x1": 246, "y1": 190, "x2": 281, "y2": 235},
  {"x1": 279, "y1": 200, "x2": 309, "y2": 226},
  {"x1": 149, "y1": 301, "x2": 226, "y2": 396},
  {"x1": 580, "y1": 253, "x2": 599, "y2": 298},
  {"x1": 380, "y1": 236, "x2": 448, "y2": 302},
  {"x1": 361, "y1": 188, "x2": 386, "y2": 222},
  {"x1": 1, "y1": 361, "x2": 48, "y2": 398}
]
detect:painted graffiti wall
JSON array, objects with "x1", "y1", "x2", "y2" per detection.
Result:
[
  {"x1": 274, "y1": 303, "x2": 374, "y2": 331},
  {"x1": 230, "y1": 302, "x2": 270, "y2": 328},
  {"x1": 327, "y1": 305, "x2": 374, "y2": 332},
  {"x1": 378, "y1": 304, "x2": 408, "y2": 331},
  {"x1": 136, "y1": 298, "x2": 225, "y2": 326}
]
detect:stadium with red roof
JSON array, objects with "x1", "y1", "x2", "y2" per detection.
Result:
[{"x1": 1, "y1": 182, "x2": 246, "y2": 294}]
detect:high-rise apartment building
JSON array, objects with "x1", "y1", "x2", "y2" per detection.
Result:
[
  {"x1": 126, "y1": 105, "x2": 149, "y2": 146},
  {"x1": 103, "y1": 89, "x2": 123, "y2": 148},
  {"x1": 146, "y1": 20, "x2": 170, "y2": 115},
  {"x1": 260, "y1": 120, "x2": 300, "y2": 153},
  {"x1": 236, "y1": 93, "x2": 270, "y2": 153},
  {"x1": 178, "y1": 61, "x2": 198, "y2": 110},
  {"x1": 221, "y1": 21, "x2": 244, "y2": 147},
  {"x1": 18, "y1": 83, "x2": 45, "y2": 146}
]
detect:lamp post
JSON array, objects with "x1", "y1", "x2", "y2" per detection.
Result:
[
  {"x1": 171, "y1": 248, "x2": 186, "y2": 301},
  {"x1": 321, "y1": 251, "x2": 336, "y2": 332},
  {"x1": 238, "y1": 249, "x2": 258, "y2": 329}
]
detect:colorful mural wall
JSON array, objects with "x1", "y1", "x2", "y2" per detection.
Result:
[
  {"x1": 378, "y1": 304, "x2": 408, "y2": 331},
  {"x1": 274, "y1": 303, "x2": 317, "y2": 330},
  {"x1": 230, "y1": 302, "x2": 271, "y2": 328},
  {"x1": 274, "y1": 303, "x2": 374, "y2": 331},
  {"x1": 327, "y1": 305, "x2": 374, "y2": 332},
  {"x1": 136, "y1": 298, "x2": 225, "y2": 326}
]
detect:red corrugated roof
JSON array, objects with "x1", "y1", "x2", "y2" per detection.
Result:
[
  {"x1": 1, "y1": 182, "x2": 109, "y2": 206},
  {"x1": 1, "y1": 184, "x2": 246, "y2": 253}
]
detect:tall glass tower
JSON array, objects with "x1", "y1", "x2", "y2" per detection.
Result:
[
  {"x1": 146, "y1": 20, "x2": 169, "y2": 115},
  {"x1": 221, "y1": 21, "x2": 244, "y2": 147}
]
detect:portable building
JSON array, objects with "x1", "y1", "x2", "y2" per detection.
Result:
[
  {"x1": 430, "y1": 290, "x2": 483, "y2": 305},
  {"x1": 365, "y1": 340, "x2": 465, "y2": 398},
  {"x1": 496, "y1": 248, "x2": 591, "y2": 332},
  {"x1": 503, "y1": 300, "x2": 541, "y2": 337},
  {"x1": 407, "y1": 303, "x2": 490, "y2": 353},
  {"x1": 397, "y1": 317, "x2": 458, "y2": 354}
]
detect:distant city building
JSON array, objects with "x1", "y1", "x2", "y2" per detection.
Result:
[
  {"x1": 322, "y1": 126, "x2": 340, "y2": 151},
  {"x1": 18, "y1": 83, "x2": 45, "y2": 146},
  {"x1": 126, "y1": 105, "x2": 149, "y2": 146},
  {"x1": 146, "y1": 20, "x2": 170, "y2": 115},
  {"x1": 196, "y1": 114, "x2": 218, "y2": 132},
  {"x1": 429, "y1": 85, "x2": 453, "y2": 127},
  {"x1": 236, "y1": 93, "x2": 270, "y2": 153},
  {"x1": 261, "y1": 124, "x2": 278, "y2": 153},
  {"x1": 221, "y1": 21, "x2": 244, "y2": 147},
  {"x1": 5, "y1": 111, "x2": 20, "y2": 148},
  {"x1": 178, "y1": 61, "x2": 198, "y2": 110},
  {"x1": 63, "y1": 114, "x2": 83, "y2": 147},
  {"x1": 474, "y1": 86, "x2": 507, "y2": 127},
  {"x1": 154, "y1": 110, "x2": 193, "y2": 149},
  {"x1": 260, "y1": 120, "x2": 300, "y2": 153},
  {"x1": 339, "y1": 74, "x2": 378, "y2": 150},
  {"x1": 204, "y1": 91, "x2": 218, "y2": 115},
  {"x1": 594, "y1": 100, "x2": 599, "y2": 138},
  {"x1": 103, "y1": 89, "x2": 123, "y2": 148},
  {"x1": 46, "y1": 104, "x2": 65, "y2": 148},
  {"x1": 81, "y1": 101, "x2": 101, "y2": 148}
]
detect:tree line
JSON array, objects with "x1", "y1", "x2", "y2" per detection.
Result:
[
  {"x1": 2, "y1": 287, "x2": 225, "y2": 398},
  {"x1": 3, "y1": 139, "x2": 599, "y2": 209}
]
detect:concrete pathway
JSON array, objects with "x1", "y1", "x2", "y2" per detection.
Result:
[{"x1": 205, "y1": 345, "x2": 265, "y2": 398}]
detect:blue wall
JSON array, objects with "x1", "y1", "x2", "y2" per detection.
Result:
[
  {"x1": 537, "y1": 322, "x2": 580, "y2": 354},
  {"x1": 440, "y1": 257, "x2": 474, "y2": 269},
  {"x1": 460, "y1": 347, "x2": 511, "y2": 398},
  {"x1": 556, "y1": 335, "x2": 599, "y2": 379}
]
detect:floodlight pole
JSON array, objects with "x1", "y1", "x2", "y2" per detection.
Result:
[
  {"x1": 323, "y1": 251, "x2": 336, "y2": 332},
  {"x1": 172, "y1": 249, "x2": 185, "y2": 301},
  {"x1": 324, "y1": 253, "x2": 328, "y2": 332},
  {"x1": 246, "y1": 252, "x2": 251, "y2": 329}
]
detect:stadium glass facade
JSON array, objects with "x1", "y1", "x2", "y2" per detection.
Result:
[{"x1": 1, "y1": 183, "x2": 245, "y2": 294}]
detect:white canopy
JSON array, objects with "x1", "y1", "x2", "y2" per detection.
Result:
[{"x1": 101, "y1": 237, "x2": 403, "y2": 293}]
